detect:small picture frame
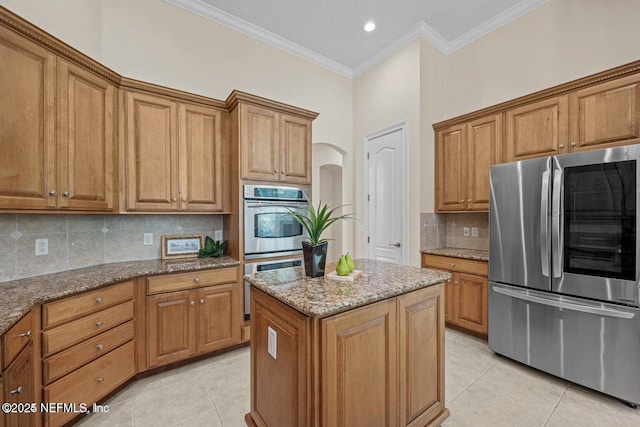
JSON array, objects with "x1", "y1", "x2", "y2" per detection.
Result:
[{"x1": 161, "y1": 234, "x2": 204, "y2": 260}]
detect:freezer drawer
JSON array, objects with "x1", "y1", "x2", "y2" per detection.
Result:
[{"x1": 489, "y1": 282, "x2": 640, "y2": 405}]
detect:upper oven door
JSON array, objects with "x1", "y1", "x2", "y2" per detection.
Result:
[
  {"x1": 551, "y1": 144, "x2": 640, "y2": 306},
  {"x1": 244, "y1": 200, "x2": 308, "y2": 258}
]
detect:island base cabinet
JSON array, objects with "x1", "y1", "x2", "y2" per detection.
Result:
[{"x1": 247, "y1": 284, "x2": 448, "y2": 427}]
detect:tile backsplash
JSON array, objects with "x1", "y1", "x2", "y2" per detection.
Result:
[
  {"x1": 0, "y1": 214, "x2": 223, "y2": 283},
  {"x1": 421, "y1": 212, "x2": 488, "y2": 251}
]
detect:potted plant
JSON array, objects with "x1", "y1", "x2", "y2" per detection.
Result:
[{"x1": 288, "y1": 197, "x2": 353, "y2": 278}]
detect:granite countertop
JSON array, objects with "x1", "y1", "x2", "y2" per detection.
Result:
[
  {"x1": 244, "y1": 258, "x2": 450, "y2": 318},
  {"x1": 421, "y1": 247, "x2": 489, "y2": 262},
  {"x1": 0, "y1": 256, "x2": 240, "y2": 336}
]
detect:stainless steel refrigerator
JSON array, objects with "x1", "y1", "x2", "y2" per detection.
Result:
[{"x1": 489, "y1": 144, "x2": 640, "y2": 407}]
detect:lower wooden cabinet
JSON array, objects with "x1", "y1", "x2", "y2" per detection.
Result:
[
  {"x1": 4, "y1": 342, "x2": 35, "y2": 427},
  {"x1": 146, "y1": 268, "x2": 242, "y2": 368},
  {"x1": 422, "y1": 253, "x2": 489, "y2": 337},
  {"x1": 249, "y1": 284, "x2": 447, "y2": 427}
]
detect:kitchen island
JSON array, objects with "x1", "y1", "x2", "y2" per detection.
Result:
[{"x1": 244, "y1": 259, "x2": 450, "y2": 427}]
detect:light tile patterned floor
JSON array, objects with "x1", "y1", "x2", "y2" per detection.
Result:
[{"x1": 75, "y1": 329, "x2": 639, "y2": 426}]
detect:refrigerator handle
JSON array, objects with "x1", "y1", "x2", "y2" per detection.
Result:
[
  {"x1": 492, "y1": 286, "x2": 635, "y2": 319},
  {"x1": 540, "y1": 170, "x2": 550, "y2": 277},
  {"x1": 551, "y1": 166, "x2": 563, "y2": 278}
]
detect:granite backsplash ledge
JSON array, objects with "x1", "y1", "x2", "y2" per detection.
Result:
[{"x1": 0, "y1": 214, "x2": 224, "y2": 283}]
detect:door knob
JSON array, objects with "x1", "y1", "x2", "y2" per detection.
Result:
[{"x1": 388, "y1": 242, "x2": 401, "y2": 248}]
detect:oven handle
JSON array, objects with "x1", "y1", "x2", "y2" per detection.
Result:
[
  {"x1": 244, "y1": 201, "x2": 308, "y2": 209},
  {"x1": 493, "y1": 286, "x2": 635, "y2": 319}
]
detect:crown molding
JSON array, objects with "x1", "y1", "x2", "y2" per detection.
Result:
[{"x1": 162, "y1": 0, "x2": 353, "y2": 78}]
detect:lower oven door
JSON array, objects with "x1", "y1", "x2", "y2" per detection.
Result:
[
  {"x1": 489, "y1": 282, "x2": 640, "y2": 405},
  {"x1": 244, "y1": 258, "x2": 303, "y2": 320},
  {"x1": 244, "y1": 201, "x2": 308, "y2": 259}
]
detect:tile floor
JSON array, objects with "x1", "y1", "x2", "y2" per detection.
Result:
[{"x1": 75, "y1": 329, "x2": 639, "y2": 426}]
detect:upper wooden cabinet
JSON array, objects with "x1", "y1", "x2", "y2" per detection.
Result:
[
  {"x1": 435, "y1": 114, "x2": 501, "y2": 212},
  {"x1": 504, "y1": 95, "x2": 568, "y2": 162},
  {"x1": 124, "y1": 90, "x2": 227, "y2": 212},
  {"x1": 228, "y1": 91, "x2": 317, "y2": 186},
  {"x1": 569, "y1": 73, "x2": 640, "y2": 151}
]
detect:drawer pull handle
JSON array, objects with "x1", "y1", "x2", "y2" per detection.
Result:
[
  {"x1": 190, "y1": 301, "x2": 195, "y2": 306},
  {"x1": 97, "y1": 377, "x2": 104, "y2": 384},
  {"x1": 450, "y1": 262, "x2": 455, "y2": 267},
  {"x1": 10, "y1": 386, "x2": 23, "y2": 395},
  {"x1": 96, "y1": 344, "x2": 104, "y2": 351},
  {"x1": 96, "y1": 297, "x2": 103, "y2": 303},
  {"x1": 96, "y1": 321, "x2": 104, "y2": 328},
  {"x1": 199, "y1": 298, "x2": 204, "y2": 304},
  {"x1": 194, "y1": 277, "x2": 200, "y2": 284},
  {"x1": 18, "y1": 330, "x2": 32, "y2": 338}
]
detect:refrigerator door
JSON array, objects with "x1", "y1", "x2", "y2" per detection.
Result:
[
  {"x1": 551, "y1": 145, "x2": 640, "y2": 306},
  {"x1": 489, "y1": 282, "x2": 640, "y2": 405},
  {"x1": 489, "y1": 157, "x2": 551, "y2": 290}
]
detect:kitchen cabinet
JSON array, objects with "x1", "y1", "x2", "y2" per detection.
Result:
[
  {"x1": 124, "y1": 91, "x2": 227, "y2": 212},
  {"x1": 0, "y1": 25, "x2": 117, "y2": 212},
  {"x1": 145, "y1": 268, "x2": 241, "y2": 368},
  {"x1": 422, "y1": 254, "x2": 488, "y2": 337},
  {"x1": 569, "y1": 73, "x2": 640, "y2": 151},
  {"x1": 41, "y1": 281, "x2": 135, "y2": 427},
  {"x1": 249, "y1": 284, "x2": 447, "y2": 427},
  {"x1": 228, "y1": 92, "x2": 317, "y2": 186},
  {"x1": 2, "y1": 311, "x2": 35, "y2": 427},
  {"x1": 435, "y1": 113, "x2": 501, "y2": 212}
]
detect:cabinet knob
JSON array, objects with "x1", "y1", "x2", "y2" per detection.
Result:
[
  {"x1": 467, "y1": 199, "x2": 471, "y2": 202},
  {"x1": 172, "y1": 198, "x2": 177, "y2": 202},
  {"x1": 97, "y1": 377, "x2": 104, "y2": 384},
  {"x1": 199, "y1": 298, "x2": 204, "y2": 304},
  {"x1": 190, "y1": 301, "x2": 195, "y2": 306},
  {"x1": 96, "y1": 321, "x2": 103, "y2": 328},
  {"x1": 559, "y1": 144, "x2": 565, "y2": 148},
  {"x1": 96, "y1": 344, "x2": 104, "y2": 351},
  {"x1": 454, "y1": 280, "x2": 459, "y2": 285},
  {"x1": 274, "y1": 169, "x2": 278, "y2": 174},
  {"x1": 96, "y1": 297, "x2": 103, "y2": 304},
  {"x1": 18, "y1": 330, "x2": 32, "y2": 338},
  {"x1": 49, "y1": 190, "x2": 57, "y2": 196},
  {"x1": 194, "y1": 277, "x2": 200, "y2": 284},
  {"x1": 9, "y1": 386, "x2": 23, "y2": 395},
  {"x1": 182, "y1": 198, "x2": 186, "y2": 202},
  {"x1": 63, "y1": 191, "x2": 71, "y2": 197},
  {"x1": 281, "y1": 170, "x2": 286, "y2": 174},
  {"x1": 571, "y1": 142, "x2": 576, "y2": 146},
  {"x1": 460, "y1": 199, "x2": 464, "y2": 203},
  {"x1": 450, "y1": 262, "x2": 455, "y2": 267}
]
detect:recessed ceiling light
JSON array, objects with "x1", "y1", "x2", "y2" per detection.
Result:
[{"x1": 364, "y1": 22, "x2": 376, "y2": 32}]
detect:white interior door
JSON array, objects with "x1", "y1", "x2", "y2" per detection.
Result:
[{"x1": 366, "y1": 123, "x2": 406, "y2": 264}]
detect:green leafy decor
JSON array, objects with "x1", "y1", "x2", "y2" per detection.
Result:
[
  {"x1": 198, "y1": 236, "x2": 227, "y2": 258},
  {"x1": 288, "y1": 196, "x2": 354, "y2": 245}
]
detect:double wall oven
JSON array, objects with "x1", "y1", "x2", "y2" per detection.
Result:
[
  {"x1": 489, "y1": 144, "x2": 640, "y2": 406},
  {"x1": 243, "y1": 185, "x2": 309, "y2": 319}
]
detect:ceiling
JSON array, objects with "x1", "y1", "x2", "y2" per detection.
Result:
[{"x1": 163, "y1": 0, "x2": 549, "y2": 77}]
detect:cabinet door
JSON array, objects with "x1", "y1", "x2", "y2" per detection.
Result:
[
  {"x1": 397, "y1": 285, "x2": 445, "y2": 427},
  {"x1": 569, "y1": 74, "x2": 640, "y2": 152},
  {"x1": 436, "y1": 124, "x2": 467, "y2": 211},
  {"x1": 57, "y1": 58, "x2": 116, "y2": 211},
  {"x1": 4, "y1": 343, "x2": 34, "y2": 427},
  {"x1": 467, "y1": 114, "x2": 502, "y2": 211},
  {"x1": 0, "y1": 26, "x2": 56, "y2": 210},
  {"x1": 279, "y1": 114, "x2": 311, "y2": 184},
  {"x1": 505, "y1": 96, "x2": 568, "y2": 162},
  {"x1": 125, "y1": 91, "x2": 179, "y2": 211},
  {"x1": 455, "y1": 273, "x2": 488, "y2": 336},
  {"x1": 240, "y1": 104, "x2": 279, "y2": 181},
  {"x1": 444, "y1": 274, "x2": 456, "y2": 324},
  {"x1": 179, "y1": 104, "x2": 226, "y2": 211},
  {"x1": 196, "y1": 283, "x2": 241, "y2": 354},
  {"x1": 147, "y1": 290, "x2": 196, "y2": 367},
  {"x1": 322, "y1": 298, "x2": 398, "y2": 427}
]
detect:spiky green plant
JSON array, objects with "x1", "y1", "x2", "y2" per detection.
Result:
[{"x1": 288, "y1": 196, "x2": 354, "y2": 246}]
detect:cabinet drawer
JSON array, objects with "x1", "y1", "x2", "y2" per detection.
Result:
[
  {"x1": 147, "y1": 267, "x2": 238, "y2": 295},
  {"x1": 43, "y1": 300, "x2": 134, "y2": 357},
  {"x1": 423, "y1": 254, "x2": 488, "y2": 276},
  {"x1": 3, "y1": 311, "x2": 33, "y2": 369},
  {"x1": 43, "y1": 321, "x2": 135, "y2": 384},
  {"x1": 44, "y1": 341, "x2": 135, "y2": 427},
  {"x1": 42, "y1": 280, "x2": 134, "y2": 329}
]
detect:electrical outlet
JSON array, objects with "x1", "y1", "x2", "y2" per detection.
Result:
[
  {"x1": 35, "y1": 238, "x2": 48, "y2": 256},
  {"x1": 471, "y1": 227, "x2": 478, "y2": 237},
  {"x1": 214, "y1": 230, "x2": 223, "y2": 241},
  {"x1": 463, "y1": 227, "x2": 470, "y2": 237},
  {"x1": 268, "y1": 326, "x2": 277, "y2": 359},
  {"x1": 143, "y1": 233, "x2": 153, "y2": 246}
]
